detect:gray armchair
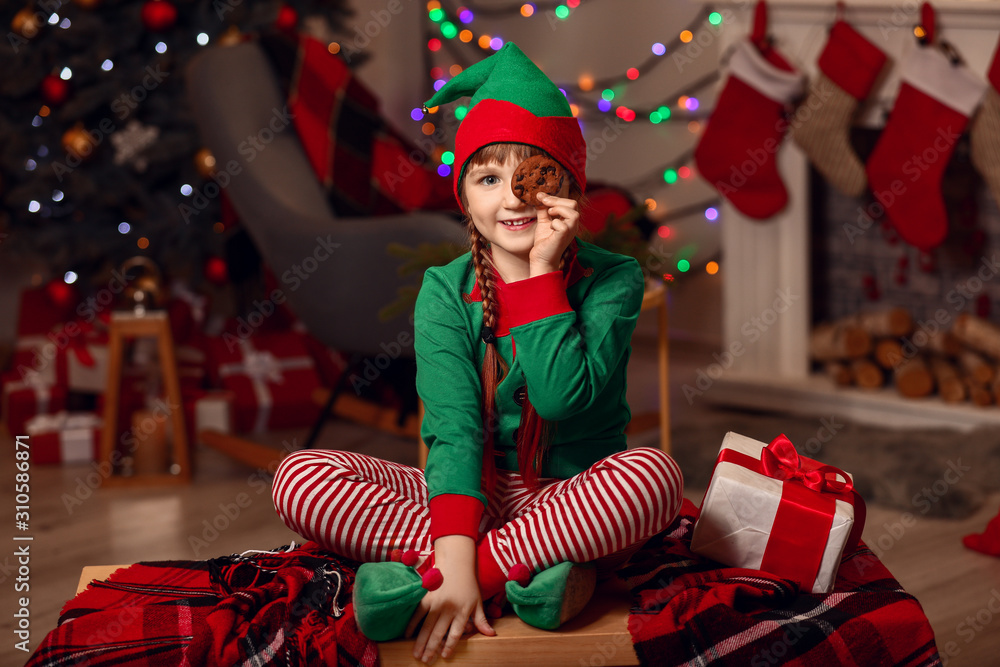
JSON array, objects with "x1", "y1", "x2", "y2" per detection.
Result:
[{"x1": 185, "y1": 40, "x2": 467, "y2": 452}]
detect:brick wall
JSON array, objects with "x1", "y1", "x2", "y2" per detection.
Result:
[{"x1": 810, "y1": 129, "x2": 1000, "y2": 329}]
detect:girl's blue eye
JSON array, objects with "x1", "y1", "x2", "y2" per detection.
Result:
[{"x1": 481, "y1": 175, "x2": 499, "y2": 186}]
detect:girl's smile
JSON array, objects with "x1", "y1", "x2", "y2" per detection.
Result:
[{"x1": 497, "y1": 216, "x2": 536, "y2": 230}]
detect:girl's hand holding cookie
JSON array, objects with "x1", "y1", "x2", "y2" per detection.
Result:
[{"x1": 530, "y1": 192, "x2": 579, "y2": 277}]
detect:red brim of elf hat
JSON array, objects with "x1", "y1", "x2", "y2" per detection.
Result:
[{"x1": 453, "y1": 99, "x2": 587, "y2": 209}]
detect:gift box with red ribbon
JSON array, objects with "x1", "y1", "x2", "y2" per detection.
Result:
[
  {"x1": 12, "y1": 316, "x2": 109, "y2": 394},
  {"x1": 208, "y1": 333, "x2": 321, "y2": 433},
  {"x1": 9, "y1": 335, "x2": 64, "y2": 387},
  {"x1": 24, "y1": 411, "x2": 102, "y2": 465},
  {"x1": 64, "y1": 323, "x2": 110, "y2": 394},
  {"x1": 2, "y1": 370, "x2": 68, "y2": 436},
  {"x1": 690, "y1": 432, "x2": 867, "y2": 594}
]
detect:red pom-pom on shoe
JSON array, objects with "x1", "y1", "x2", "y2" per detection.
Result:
[
  {"x1": 421, "y1": 568, "x2": 443, "y2": 591},
  {"x1": 401, "y1": 550, "x2": 420, "y2": 567},
  {"x1": 485, "y1": 593, "x2": 506, "y2": 619},
  {"x1": 507, "y1": 563, "x2": 531, "y2": 587},
  {"x1": 389, "y1": 549, "x2": 403, "y2": 562}
]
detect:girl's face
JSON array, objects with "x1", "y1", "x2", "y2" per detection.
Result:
[{"x1": 463, "y1": 153, "x2": 539, "y2": 270}]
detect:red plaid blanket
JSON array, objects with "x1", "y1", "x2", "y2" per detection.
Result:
[
  {"x1": 29, "y1": 504, "x2": 940, "y2": 666},
  {"x1": 621, "y1": 500, "x2": 941, "y2": 666},
  {"x1": 258, "y1": 29, "x2": 457, "y2": 218},
  {"x1": 27, "y1": 543, "x2": 376, "y2": 667}
]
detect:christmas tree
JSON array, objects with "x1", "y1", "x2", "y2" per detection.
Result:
[{"x1": 0, "y1": 0, "x2": 355, "y2": 289}]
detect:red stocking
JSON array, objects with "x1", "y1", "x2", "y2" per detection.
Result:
[
  {"x1": 971, "y1": 37, "x2": 1000, "y2": 208},
  {"x1": 865, "y1": 44, "x2": 986, "y2": 251},
  {"x1": 694, "y1": 1, "x2": 804, "y2": 220}
]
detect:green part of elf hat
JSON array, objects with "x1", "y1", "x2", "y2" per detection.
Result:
[
  {"x1": 423, "y1": 42, "x2": 572, "y2": 118},
  {"x1": 422, "y1": 42, "x2": 587, "y2": 209}
]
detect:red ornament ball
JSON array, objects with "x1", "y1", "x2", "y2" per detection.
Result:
[
  {"x1": 141, "y1": 0, "x2": 178, "y2": 31},
  {"x1": 204, "y1": 257, "x2": 228, "y2": 285},
  {"x1": 45, "y1": 280, "x2": 77, "y2": 308},
  {"x1": 40, "y1": 74, "x2": 70, "y2": 106},
  {"x1": 274, "y1": 5, "x2": 298, "y2": 32}
]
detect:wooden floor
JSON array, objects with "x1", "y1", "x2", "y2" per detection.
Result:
[{"x1": 3, "y1": 333, "x2": 1000, "y2": 666}]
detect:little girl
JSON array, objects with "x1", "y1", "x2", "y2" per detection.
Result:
[{"x1": 272, "y1": 42, "x2": 683, "y2": 664}]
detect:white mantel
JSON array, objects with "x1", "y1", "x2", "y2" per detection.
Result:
[{"x1": 706, "y1": 1, "x2": 1000, "y2": 430}]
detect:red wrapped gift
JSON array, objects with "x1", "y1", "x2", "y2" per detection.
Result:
[
  {"x1": 10, "y1": 335, "x2": 64, "y2": 387},
  {"x1": 167, "y1": 282, "x2": 209, "y2": 345},
  {"x1": 15, "y1": 285, "x2": 78, "y2": 338},
  {"x1": 25, "y1": 411, "x2": 101, "y2": 465},
  {"x1": 176, "y1": 343, "x2": 208, "y2": 391},
  {"x1": 691, "y1": 433, "x2": 867, "y2": 594},
  {"x1": 2, "y1": 370, "x2": 67, "y2": 436},
  {"x1": 208, "y1": 333, "x2": 321, "y2": 433}
]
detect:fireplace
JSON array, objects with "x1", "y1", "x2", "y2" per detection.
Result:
[{"x1": 705, "y1": 0, "x2": 1000, "y2": 431}]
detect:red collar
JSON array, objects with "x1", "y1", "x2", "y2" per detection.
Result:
[{"x1": 462, "y1": 242, "x2": 593, "y2": 337}]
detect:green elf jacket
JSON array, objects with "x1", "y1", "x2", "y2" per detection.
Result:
[{"x1": 414, "y1": 239, "x2": 645, "y2": 542}]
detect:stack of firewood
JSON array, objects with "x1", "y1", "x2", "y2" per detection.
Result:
[{"x1": 809, "y1": 308, "x2": 1000, "y2": 406}]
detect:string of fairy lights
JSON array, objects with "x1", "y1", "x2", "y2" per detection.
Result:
[{"x1": 411, "y1": 0, "x2": 725, "y2": 279}]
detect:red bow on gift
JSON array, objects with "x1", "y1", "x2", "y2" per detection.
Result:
[{"x1": 760, "y1": 434, "x2": 853, "y2": 494}]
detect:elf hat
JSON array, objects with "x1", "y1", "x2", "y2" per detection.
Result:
[{"x1": 423, "y1": 42, "x2": 587, "y2": 208}]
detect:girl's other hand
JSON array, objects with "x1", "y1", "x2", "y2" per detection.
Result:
[
  {"x1": 529, "y1": 192, "x2": 579, "y2": 277},
  {"x1": 406, "y1": 536, "x2": 496, "y2": 664}
]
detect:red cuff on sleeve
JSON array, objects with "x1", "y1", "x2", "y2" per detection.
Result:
[
  {"x1": 429, "y1": 494, "x2": 485, "y2": 542},
  {"x1": 504, "y1": 271, "x2": 572, "y2": 328}
]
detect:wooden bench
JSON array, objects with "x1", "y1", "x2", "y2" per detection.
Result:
[{"x1": 78, "y1": 566, "x2": 639, "y2": 666}]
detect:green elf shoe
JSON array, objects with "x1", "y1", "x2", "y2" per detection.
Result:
[
  {"x1": 505, "y1": 561, "x2": 597, "y2": 630},
  {"x1": 353, "y1": 550, "x2": 443, "y2": 642}
]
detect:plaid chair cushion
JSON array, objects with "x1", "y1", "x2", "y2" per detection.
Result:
[{"x1": 259, "y1": 30, "x2": 456, "y2": 217}]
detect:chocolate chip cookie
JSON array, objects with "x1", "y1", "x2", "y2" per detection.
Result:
[{"x1": 511, "y1": 155, "x2": 569, "y2": 206}]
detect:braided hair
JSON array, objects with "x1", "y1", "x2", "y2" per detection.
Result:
[{"x1": 461, "y1": 143, "x2": 578, "y2": 493}]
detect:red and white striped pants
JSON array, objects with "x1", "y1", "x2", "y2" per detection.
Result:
[{"x1": 272, "y1": 447, "x2": 683, "y2": 577}]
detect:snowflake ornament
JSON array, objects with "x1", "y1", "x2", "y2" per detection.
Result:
[{"x1": 111, "y1": 119, "x2": 160, "y2": 172}]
